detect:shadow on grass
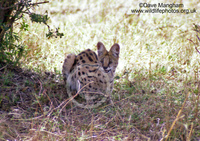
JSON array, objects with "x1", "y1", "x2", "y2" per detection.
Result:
[{"x1": 0, "y1": 63, "x2": 199, "y2": 140}]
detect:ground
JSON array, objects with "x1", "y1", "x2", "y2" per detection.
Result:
[{"x1": 0, "y1": 62, "x2": 199, "y2": 140}]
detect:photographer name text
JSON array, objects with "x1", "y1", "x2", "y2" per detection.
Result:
[{"x1": 139, "y1": 3, "x2": 184, "y2": 8}]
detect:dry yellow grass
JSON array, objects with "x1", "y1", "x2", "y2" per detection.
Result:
[{"x1": 20, "y1": 0, "x2": 200, "y2": 76}]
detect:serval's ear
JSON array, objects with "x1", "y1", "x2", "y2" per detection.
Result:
[
  {"x1": 97, "y1": 42, "x2": 107, "y2": 56},
  {"x1": 109, "y1": 43, "x2": 120, "y2": 58}
]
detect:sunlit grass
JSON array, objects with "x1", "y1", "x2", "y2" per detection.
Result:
[{"x1": 19, "y1": 0, "x2": 200, "y2": 77}]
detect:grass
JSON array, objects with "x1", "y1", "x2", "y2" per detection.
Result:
[{"x1": 0, "y1": 0, "x2": 200, "y2": 140}]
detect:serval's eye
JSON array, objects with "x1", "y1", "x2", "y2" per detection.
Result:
[{"x1": 100, "y1": 59, "x2": 104, "y2": 64}]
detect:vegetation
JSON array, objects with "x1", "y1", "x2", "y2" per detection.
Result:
[
  {"x1": 0, "y1": 0, "x2": 63, "y2": 65},
  {"x1": 0, "y1": 0, "x2": 200, "y2": 140}
]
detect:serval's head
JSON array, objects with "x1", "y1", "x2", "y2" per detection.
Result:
[{"x1": 97, "y1": 42, "x2": 120, "y2": 78}]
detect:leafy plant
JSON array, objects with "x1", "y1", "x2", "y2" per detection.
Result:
[{"x1": 0, "y1": 0, "x2": 64, "y2": 65}]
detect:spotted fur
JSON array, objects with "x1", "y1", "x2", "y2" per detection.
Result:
[{"x1": 62, "y1": 42, "x2": 120, "y2": 108}]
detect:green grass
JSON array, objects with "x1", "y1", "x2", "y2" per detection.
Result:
[{"x1": 0, "y1": 0, "x2": 200, "y2": 140}]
